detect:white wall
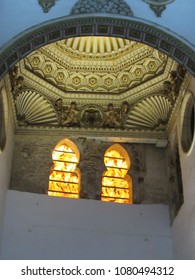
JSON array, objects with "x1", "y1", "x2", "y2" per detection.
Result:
[
  {"x1": 0, "y1": 190, "x2": 173, "y2": 260},
  {"x1": 0, "y1": 0, "x2": 194, "y2": 49},
  {"x1": 172, "y1": 76, "x2": 195, "y2": 259},
  {"x1": 0, "y1": 83, "x2": 14, "y2": 249}
]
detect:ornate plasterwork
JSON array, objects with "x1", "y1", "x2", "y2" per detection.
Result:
[
  {"x1": 13, "y1": 89, "x2": 173, "y2": 131},
  {"x1": 15, "y1": 89, "x2": 58, "y2": 126},
  {"x1": 70, "y1": 0, "x2": 134, "y2": 17},
  {"x1": 125, "y1": 95, "x2": 172, "y2": 130},
  {"x1": 10, "y1": 61, "x2": 186, "y2": 138},
  {"x1": 23, "y1": 39, "x2": 167, "y2": 94},
  {"x1": 8, "y1": 35, "x2": 186, "y2": 140},
  {"x1": 143, "y1": 0, "x2": 175, "y2": 17},
  {"x1": 0, "y1": 11, "x2": 191, "y2": 145}
]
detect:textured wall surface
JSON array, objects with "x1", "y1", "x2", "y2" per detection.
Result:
[{"x1": 10, "y1": 134, "x2": 170, "y2": 205}]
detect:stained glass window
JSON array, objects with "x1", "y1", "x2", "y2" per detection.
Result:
[
  {"x1": 102, "y1": 144, "x2": 132, "y2": 204},
  {"x1": 48, "y1": 139, "x2": 80, "y2": 198}
]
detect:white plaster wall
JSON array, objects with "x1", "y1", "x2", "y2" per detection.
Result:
[
  {"x1": 0, "y1": 86, "x2": 14, "y2": 249},
  {"x1": 0, "y1": 0, "x2": 194, "y2": 49},
  {"x1": 172, "y1": 76, "x2": 195, "y2": 259},
  {"x1": 0, "y1": 190, "x2": 173, "y2": 260}
]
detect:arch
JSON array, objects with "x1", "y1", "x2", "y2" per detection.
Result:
[
  {"x1": 101, "y1": 144, "x2": 132, "y2": 204},
  {"x1": 0, "y1": 86, "x2": 8, "y2": 153},
  {"x1": 0, "y1": 15, "x2": 195, "y2": 80},
  {"x1": 179, "y1": 91, "x2": 195, "y2": 154},
  {"x1": 48, "y1": 138, "x2": 81, "y2": 198}
]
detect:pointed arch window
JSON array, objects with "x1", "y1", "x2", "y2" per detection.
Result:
[
  {"x1": 101, "y1": 144, "x2": 132, "y2": 204},
  {"x1": 48, "y1": 139, "x2": 80, "y2": 198}
]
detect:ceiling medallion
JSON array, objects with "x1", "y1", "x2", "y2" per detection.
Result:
[
  {"x1": 143, "y1": 0, "x2": 174, "y2": 17},
  {"x1": 38, "y1": 0, "x2": 56, "y2": 13}
]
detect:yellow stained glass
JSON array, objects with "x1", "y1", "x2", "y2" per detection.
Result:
[
  {"x1": 48, "y1": 144, "x2": 79, "y2": 198},
  {"x1": 102, "y1": 147, "x2": 132, "y2": 204}
]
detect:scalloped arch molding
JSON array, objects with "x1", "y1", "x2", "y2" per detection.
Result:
[{"x1": 0, "y1": 15, "x2": 195, "y2": 79}]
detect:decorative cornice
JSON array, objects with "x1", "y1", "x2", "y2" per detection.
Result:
[
  {"x1": 14, "y1": 125, "x2": 168, "y2": 146},
  {"x1": 0, "y1": 15, "x2": 195, "y2": 80}
]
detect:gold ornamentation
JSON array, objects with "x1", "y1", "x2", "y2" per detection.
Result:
[
  {"x1": 44, "y1": 64, "x2": 53, "y2": 74},
  {"x1": 125, "y1": 95, "x2": 172, "y2": 130},
  {"x1": 133, "y1": 67, "x2": 144, "y2": 79},
  {"x1": 15, "y1": 90, "x2": 58, "y2": 126},
  {"x1": 89, "y1": 77, "x2": 97, "y2": 86},
  {"x1": 24, "y1": 42, "x2": 166, "y2": 94},
  {"x1": 121, "y1": 74, "x2": 130, "y2": 84},
  {"x1": 55, "y1": 71, "x2": 66, "y2": 83},
  {"x1": 32, "y1": 56, "x2": 41, "y2": 67},
  {"x1": 72, "y1": 76, "x2": 81, "y2": 86},
  {"x1": 105, "y1": 77, "x2": 113, "y2": 86},
  {"x1": 147, "y1": 61, "x2": 157, "y2": 71}
]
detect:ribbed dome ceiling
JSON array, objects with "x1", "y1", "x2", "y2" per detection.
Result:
[{"x1": 62, "y1": 36, "x2": 132, "y2": 55}]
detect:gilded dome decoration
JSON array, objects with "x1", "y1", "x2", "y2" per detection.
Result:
[
  {"x1": 60, "y1": 36, "x2": 132, "y2": 56},
  {"x1": 9, "y1": 33, "x2": 188, "y2": 145}
]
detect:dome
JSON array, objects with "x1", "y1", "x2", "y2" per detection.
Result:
[{"x1": 61, "y1": 36, "x2": 133, "y2": 56}]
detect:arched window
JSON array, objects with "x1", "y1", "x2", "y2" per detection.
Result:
[
  {"x1": 101, "y1": 144, "x2": 132, "y2": 204},
  {"x1": 180, "y1": 91, "x2": 195, "y2": 154},
  {"x1": 48, "y1": 139, "x2": 80, "y2": 198},
  {"x1": 0, "y1": 86, "x2": 8, "y2": 153}
]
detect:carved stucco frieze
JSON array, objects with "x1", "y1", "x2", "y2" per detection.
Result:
[
  {"x1": 14, "y1": 89, "x2": 58, "y2": 126},
  {"x1": 10, "y1": 50, "x2": 184, "y2": 137},
  {"x1": 13, "y1": 86, "x2": 175, "y2": 135},
  {"x1": 23, "y1": 42, "x2": 168, "y2": 95},
  {"x1": 18, "y1": 56, "x2": 175, "y2": 106}
]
